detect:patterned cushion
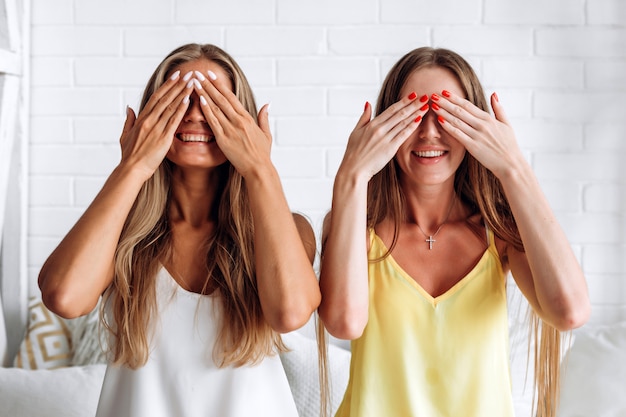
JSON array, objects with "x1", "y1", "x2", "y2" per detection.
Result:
[{"x1": 13, "y1": 297, "x2": 72, "y2": 369}]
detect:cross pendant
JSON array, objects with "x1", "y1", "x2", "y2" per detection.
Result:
[{"x1": 426, "y1": 236, "x2": 435, "y2": 250}]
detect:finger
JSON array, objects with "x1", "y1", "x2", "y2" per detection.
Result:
[
  {"x1": 364, "y1": 95, "x2": 422, "y2": 141},
  {"x1": 197, "y1": 70, "x2": 245, "y2": 122},
  {"x1": 196, "y1": 87, "x2": 225, "y2": 138},
  {"x1": 122, "y1": 106, "x2": 136, "y2": 136},
  {"x1": 141, "y1": 70, "x2": 188, "y2": 117},
  {"x1": 374, "y1": 92, "x2": 425, "y2": 128},
  {"x1": 159, "y1": 94, "x2": 190, "y2": 143},
  {"x1": 154, "y1": 72, "x2": 195, "y2": 116},
  {"x1": 353, "y1": 101, "x2": 373, "y2": 129},
  {"x1": 432, "y1": 108, "x2": 475, "y2": 150},
  {"x1": 386, "y1": 104, "x2": 427, "y2": 146},
  {"x1": 257, "y1": 103, "x2": 271, "y2": 136},
  {"x1": 491, "y1": 92, "x2": 511, "y2": 126}
]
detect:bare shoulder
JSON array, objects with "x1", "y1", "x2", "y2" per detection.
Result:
[{"x1": 467, "y1": 213, "x2": 511, "y2": 270}]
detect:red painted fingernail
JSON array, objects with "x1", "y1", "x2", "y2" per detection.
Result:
[
  {"x1": 431, "y1": 93, "x2": 440, "y2": 101},
  {"x1": 414, "y1": 115, "x2": 422, "y2": 123},
  {"x1": 408, "y1": 92, "x2": 417, "y2": 100},
  {"x1": 442, "y1": 90, "x2": 451, "y2": 98},
  {"x1": 419, "y1": 94, "x2": 428, "y2": 102},
  {"x1": 431, "y1": 102, "x2": 440, "y2": 111},
  {"x1": 364, "y1": 101, "x2": 370, "y2": 111},
  {"x1": 493, "y1": 92, "x2": 499, "y2": 102},
  {"x1": 420, "y1": 103, "x2": 429, "y2": 111},
  {"x1": 437, "y1": 115, "x2": 445, "y2": 124}
]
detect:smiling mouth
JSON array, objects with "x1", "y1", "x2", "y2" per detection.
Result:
[
  {"x1": 176, "y1": 133, "x2": 214, "y2": 143},
  {"x1": 414, "y1": 150, "x2": 446, "y2": 158}
]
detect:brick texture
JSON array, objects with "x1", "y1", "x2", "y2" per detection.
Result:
[{"x1": 29, "y1": 0, "x2": 626, "y2": 323}]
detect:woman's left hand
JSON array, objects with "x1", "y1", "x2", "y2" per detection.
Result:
[
  {"x1": 431, "y1": 90, "x2": 523, "y2": 179},
  {"x1": 192, "y1": 71, "x2": 272, "y2": 178}
]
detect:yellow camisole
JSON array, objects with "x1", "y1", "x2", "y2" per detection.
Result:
[{"x1": 335, "y1": 228, "x2": 515, "y2": 417}]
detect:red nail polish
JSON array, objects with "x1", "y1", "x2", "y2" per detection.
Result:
[
  {"x1": 437, "y1": 115, "x2": 445, "y2": 124},
  {"x1": 493, "y1": 92, "x2": 499, "y2": 102},
  {"x1": 420, "y1": 103, "x2": 429, "y2": 111},
  {"x1": 442, "y1": 90, "x2": 451, "y2": 98},
  {"x1": 419, "y1": 94, "x2": 428, "y2": 103},
  {"x1": 414, "y1": 115, "x2": 422, "y2": 123},
  {"x1": 364, "y1": 101, "x2": 370, "y2": 111},
  {"x1": 408, "y1": 92, "x2": 417, "y2": 100},
  {"x1": 431, "y1": 102, "x2": 440, "y2": 111},
  {"x1": 431, "y1": 93, "x2": 440, "y2": 101}
]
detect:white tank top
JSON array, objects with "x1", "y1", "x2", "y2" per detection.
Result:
[{"x1": 95, "y1": 267, "x2": 298, "y2": 417}]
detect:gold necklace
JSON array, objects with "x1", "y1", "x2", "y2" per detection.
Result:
[{"x1": 415, "y1": 196, "x2": 456, "y2": 250}]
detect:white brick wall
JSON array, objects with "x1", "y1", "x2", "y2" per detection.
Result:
[{"x1": 29, "y1": 0, "x2": 626, "y2": 324}]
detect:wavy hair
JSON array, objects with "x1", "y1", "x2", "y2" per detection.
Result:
[
  {"x1": 102, "y1": 43, "x2": 284, "y2": 370},
  {"x1": 368, "y1": 47, "x2": 562, "y2": 417}
]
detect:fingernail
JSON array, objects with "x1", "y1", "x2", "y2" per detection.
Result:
[
  {"x1": 364, "y1": 101, "x2": 370, "y2": 111},
  {"x1": 442, "y1": 90, "x2": 451, "y2": 98},
  {"x1": 266, "y1": 102, "x2": 272, "y2": 112},
  {"x1": 170, "y1": 70, "x2": 181, "y2": 81},
  {"x1": 186, "y1": 79, "x2": 194, "y2": 89},
  {"x1": 414, "y1": 115, "x2": 422, "y2": 123},
  {"x1": 437, "y1": 115, "x2": 445, "y2": 124},
  {"x1": 207, "y1": 70, "x2": 217, "y2": 81},
  {"x1": 419, "y1": 94, "x2": 428, "y2": 103},
  {"x1": 193, "y1": 79, "x2": 202, "y2": 89},
  {"x1": 431, "y1": 93, "x2": 440, "y2": 101},
  {"x1": 431, "y1": 102, "x2": 440, "y2": 111},
  {"x1": 420, "y1": 103, "x2": 429, "y2": 111},
  {"x1": 493, "y1": 92, "x2": 499, "y2": 102},
  {"x1": 183, "y1": 95, "x2": 190, "y2": 105},
  {"x1": 200, "y1": 96, "x2": 207, "y2": 106},
  {"x1": 183, "y1": 71, "x2": 193, "y2": 82},
  {"x1": 194, "y1": 71, "x2": 206, "y2": 81},
  {"x1": 408, "y1": 92, "x2": 417, "y2": 100}
]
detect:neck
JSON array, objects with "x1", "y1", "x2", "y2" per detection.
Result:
[
  {"x1": 404, "y1": 186, "x2": 458, "y2": 234},
  {"x1": 169, "y1": 166, "x2": 222, "y2": 227}
]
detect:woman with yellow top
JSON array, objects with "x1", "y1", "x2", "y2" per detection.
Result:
[{"x1": 319, "y1": 47, "x2": 590, "y2": 417}]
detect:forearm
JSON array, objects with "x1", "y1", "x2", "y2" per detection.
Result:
[
  {"x1": 245, "y1": 165, "x2": 321, "y2": 333},
  {"x1": 318, "y1": 170, "x2": 370, "y2": 339},
  {"x1": 501, "y1": 160, "x2": 590, "y2": 329},
  {"x1": 38, "y1": 163, "x2": 147, "y2": 318}
]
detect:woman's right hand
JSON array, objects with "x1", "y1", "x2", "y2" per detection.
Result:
[
  {"x1": 338, "y1": 92, "x2": 429, "y2": 181},
  {"x1": 119, "y1": 70, "x2": 193, "y2": 181}
]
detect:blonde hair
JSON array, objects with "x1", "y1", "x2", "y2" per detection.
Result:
[
  {"x1": 368, "y1": 47, "x2": 563, "y2": 417},
  {"x1": 103, "y1": 43, "x2": 285, "y2": 369}
]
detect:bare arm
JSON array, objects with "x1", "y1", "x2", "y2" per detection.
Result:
[
  {"x1": 319, "y1": 96, "x2": 429, "y2": 339},
  {"x1": 434, "y1": 91, "x2": 590, "y2": 331},
  {"x1": 193, "y1": 72, "x2": 321, "y2": 333},
  {"x1": 38, "y1": 71, "x2": 193, "y2": 318}
]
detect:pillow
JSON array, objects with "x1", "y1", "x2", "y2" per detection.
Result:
[
  {"x1": 0, "y1": 364, "x2": 106, "y2": 417},
  {"x1": 69, "y1": 299, "x2": 108, "y2": 366},
  {"x1": 557, "y1": 321, "x2": 626, "y2": 417},
  {"x1": 280, "y1": 331, "x2": 351, "y2": 417},
  {"x1": 13, "y1": 297, "x2": 72, "y2": 369}
]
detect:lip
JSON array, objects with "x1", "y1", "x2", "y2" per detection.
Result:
[
  {"x1": 175, "y1": 130, "x2": 215, "y2": 144},
  {"x1": 412, "y1": 147, "x2": 448, "y2": 156}
]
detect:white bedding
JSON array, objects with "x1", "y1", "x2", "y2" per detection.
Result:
[{"x1": 2, "y1": 296, "x2": 626, "y2": 417}]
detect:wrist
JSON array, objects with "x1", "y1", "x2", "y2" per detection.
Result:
[
  {"x1": 335, "y1": 165, "x2": 370, "y2": 191},
  {"x1": 113, "y1": 160, "x2": 155, "y2": 187}
]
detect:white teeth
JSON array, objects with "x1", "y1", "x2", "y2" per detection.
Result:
[
  {"x1": 179, "y1": 134, "x2": 211, "y2": 143},
  {"x1": 415, "y1": 150, "x2": 445, "y2": 158}
]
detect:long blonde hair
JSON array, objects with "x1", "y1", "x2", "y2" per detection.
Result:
[
  {"x1": 368, "y1": 47, "x2": 562, "y2": 417},
  {"x1": 103, "y1": 43, "x2": 285, "y2": 369}
]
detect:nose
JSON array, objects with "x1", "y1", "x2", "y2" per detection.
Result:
[
  {"x1": 183, "y1": 92, "x2": 206, "y2": 123},
  {"x1": 417, "y1": 106, "x2": 441, "y2": 139}
]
